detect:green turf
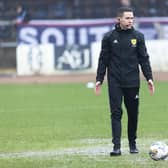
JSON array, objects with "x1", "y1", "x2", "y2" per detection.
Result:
[{"x1": 0, "y1": 81, "x2": 167, "y2": 168}]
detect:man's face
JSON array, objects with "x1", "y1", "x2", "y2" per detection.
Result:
[{"x1": 118, "y1": 11, "x2": 134, "y2": 29}]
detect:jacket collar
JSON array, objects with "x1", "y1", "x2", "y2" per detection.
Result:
[{"x1": 115, "y1": 23, "x2": 134, "y2": 33}]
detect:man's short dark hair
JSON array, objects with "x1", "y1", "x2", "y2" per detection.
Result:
[{"x1": 117, "y1": 7, "x2": 134, "y2": 17}]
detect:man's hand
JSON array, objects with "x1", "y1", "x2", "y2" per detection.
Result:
[
  {"x1": 95, "y1": 81, "x2": 101, "y2": 95},
  {"x1": 148, "y1": 79, "x2": 155, "y2": 95}
]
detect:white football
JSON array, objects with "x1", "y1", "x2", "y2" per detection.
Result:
[{"x1": 149, "y1": 141, "x2": 168, "y2": 161}]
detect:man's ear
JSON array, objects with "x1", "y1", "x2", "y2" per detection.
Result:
[{"x1": 117, "y1": 17, "x2": 120, "y2": 22}]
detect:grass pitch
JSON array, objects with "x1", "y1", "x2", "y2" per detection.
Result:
[{"x1": 0, "y1": 81, "x2": 167, "y2": 168}]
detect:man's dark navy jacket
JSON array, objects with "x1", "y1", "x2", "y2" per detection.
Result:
[{"x1": 96, "y1": 24, "x2": 153, "y2": 87}]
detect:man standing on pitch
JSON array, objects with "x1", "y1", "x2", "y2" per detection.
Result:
[{"x1": 95, "y1": 7, "x2": 155, "y2": 156}]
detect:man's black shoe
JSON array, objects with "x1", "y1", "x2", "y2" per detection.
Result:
[
  {"x1": 129, "y1": 146, "x2": 139, "y2": 154},
  {"x1": 110, "y1": 149, "x2": 121, "y2": 156}
]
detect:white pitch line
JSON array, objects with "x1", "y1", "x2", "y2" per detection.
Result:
[
  {"x1": 0, "y1": 138, "x2": 168, "y2": 159},
  {"x1": 0, "y1": 146, "x2": 112, "y2": 159},
  {"x1": 0, "y1": 145, "x2": 146, "y2": 159}
]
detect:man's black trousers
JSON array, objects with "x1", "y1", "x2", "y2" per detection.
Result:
[{"x1": 108, "y1": 82, "x2": 139, "y2": 149}]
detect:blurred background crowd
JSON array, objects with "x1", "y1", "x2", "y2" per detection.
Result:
[
  {"x1": 0, "y1": 0, "x2": 168, "y2": 42},
  {"x1": 0, "y1": 0, "x2": 168, "y2": 20}
]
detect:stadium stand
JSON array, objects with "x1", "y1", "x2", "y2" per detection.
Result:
[
  {"x1": 0, "y1": 0, "x2": 167, "y2": 21},
  {"x1": 0, "y1": 0, "x2": 167, "y2": 41},
  {"x1": 0, "y1": 0, "x2": 167, "y2": 70}
]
